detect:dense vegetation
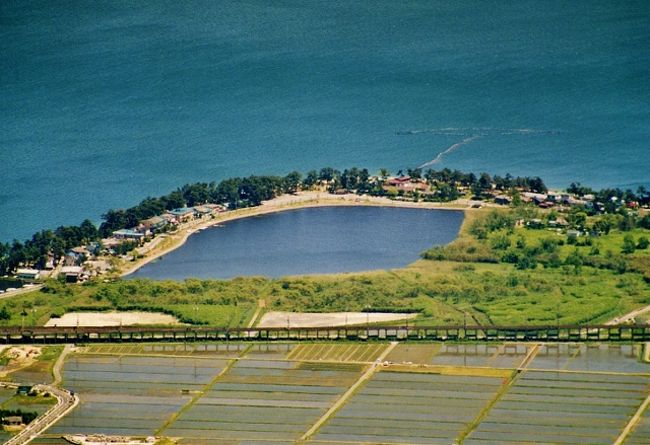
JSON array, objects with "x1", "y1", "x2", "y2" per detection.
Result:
[
  {"x1": 424, "y1": 208, "x2": 650, "y2": 282},
  {"x1": 2, "y1": 206, "x2": 648, "y2": 328},
  {"x1": 0, "y1": 408, "x2": 38, "y2": 425}
]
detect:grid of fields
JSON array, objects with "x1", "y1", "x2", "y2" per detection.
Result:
[
  {"x1": 165, "y1": 358, "x2": 364, "y2": 443},
  {"x1": 465, "y1": 370, "x2": 649, "y2": 445},
  {"x1": 48, "y1": 354, "x2": 228, "y2": 436},
  {"x1": 19, "y1": 341, "x2": 650, "y2": 445},
  {"x1": 312, "y1": 370, "x2": 506, "y2": 445},
  {"x1": 286, "y1": 343, "x2": 387, "y2": 362}
]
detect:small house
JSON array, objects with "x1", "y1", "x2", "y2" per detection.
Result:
[
  {"x1": 140, "y1": 216, "x2": 166, "y2": 232},
  {"x1": 522, "y1": 192, "x2": 548, "y2": 205},
  {"x1": 64, "y1": 248, "x2": 86, "y2": 266},
  {"x1": 204, "y1": 203, "x2": 226, "y2": 213},
  {"x1": 2, "y1": 416, "x2": 22, "y2": 426},
  {"x1": 16, "y1": 385, "x2": 32, "y2": 396},
  {"x1": 169, "y1": 207, "x2": 196, "y2": 223},
  {"x1": 193, "y1": 205, "x2": 214, "y2": 218},
  {"x1": 548, "y1": 218, "x2": 569, "y2": 229},
  {"x1": 494, "y1": 195, "x2": 512, "y2": 206},
  {"x1": 568, "y1": 197, "x2": 588, "y2": 207},
  {"x1": 15, "y1": 269, "x2": 40, "y2": 281},
  {"x1": 386, "y1": 176, "x2": 411, "y2": 187},
  {"x1": 61, "y1": 266, "x2": 83, "y2": 283},
  {"x1": 112, "y1": 229, "x2": 145, "y2": 241}
]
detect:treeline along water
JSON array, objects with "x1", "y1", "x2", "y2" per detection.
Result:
[
  {"x1": 128, "y1": 207, "x2": 464, "y2": 279},
  {"x1": 2, "y1": 0, "x2": 648, "y2": 241}
]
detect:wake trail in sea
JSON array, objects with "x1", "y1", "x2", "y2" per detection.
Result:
[
  {"x1": 397, "y1": 127, "x2": 561, "y2": 136},
  {"x1": 403, "y1": 126, "x2": 561, "y2": 168},
  {"x1": 418, "y1": 135, "x2": 482, "y2": 169}
]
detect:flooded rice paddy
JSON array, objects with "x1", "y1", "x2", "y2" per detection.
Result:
[{"x1": 23, "y1": 342, "x2": 650, "y2": 444}]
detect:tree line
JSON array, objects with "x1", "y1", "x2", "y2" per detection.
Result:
[{"x1": 2, "y1": 165, "x2": 646, "y2": 276}]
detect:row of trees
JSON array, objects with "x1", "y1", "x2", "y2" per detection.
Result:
[
  {"x1": 99, "y1": 175, "x2": 290, "y2": 237},
  {"x1": 422, "y1": 169, "x2": 547, "y2": 194},
  {"x1": 295, "y1": 167, "x2": 547, "y2": 201},
  {"x1": 568, "y1": 182, "x2": 650, "y2": 210},
  {"x1": 0, "y1": 220, "x2": 100, "y2": 273}
]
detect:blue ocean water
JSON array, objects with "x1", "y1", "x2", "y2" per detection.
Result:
[
  {"x1": 1, "y1": 1, "x2": 648, "y2": 242},
  {"x1": 128, "y1": 207, "x2": 463, "y2": 279}
]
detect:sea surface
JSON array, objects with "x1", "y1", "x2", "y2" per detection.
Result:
[
  {"x1": 128, "y1": 206, "x2": 463, "y2": 279},
  {"x1": 2, "y1": 1, "x2": 649, "y2": 242}
]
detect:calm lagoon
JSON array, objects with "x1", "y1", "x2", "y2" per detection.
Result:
[{"x1": 128, "y1": 206, "x2": 463, "y2": 280}]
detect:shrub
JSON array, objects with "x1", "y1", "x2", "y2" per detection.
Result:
[{"x1": 622, "y1": 235, "x2": 636, "y2": 254}]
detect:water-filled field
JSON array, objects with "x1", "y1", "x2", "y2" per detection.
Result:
[
  {"x1": 314, "y1": 371, "x2": 505, "y2": 444},
  {"x1": 166, "y1": 359, "x2": 365, "y2": 442},
  {"x1": 24, "y1": 342, "x2": 650, "y2": 444},
  {"x1": 387, "y1": 343, "x2": 532, "y2": 369},
  {"x1": 48, "y1": 354, "x2": 230, "y2": 436},
  {"x1": 465, "y1": 371, "x2": 648, "y2": 444}
]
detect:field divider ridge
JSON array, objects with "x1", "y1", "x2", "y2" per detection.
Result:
[
  {"x1": 154, "y1": 343, "x2": 254, "y2": 435},
  {"x1": 246, "y1": 298, "x2": 266, "y2": 328},
  {"x1": 517, "y1": 342, "x2": 541, "y2": 371},
  {"x1": 457, "y1": 343, "x2": 540, "y2": 444},
  {"x1": 299, "y1": 341, "x2": 398, "y2": 442},
  {"x1": 612, "y1": 393, "x2": 650, "y2": 445}
]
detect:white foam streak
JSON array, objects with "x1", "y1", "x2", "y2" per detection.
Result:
[
  {"x1": 398, "y1": 127, "x2": 560, "y2": 136},
  {"x1": 418, "y1": 135, "x2": 482, "y2": 169}
]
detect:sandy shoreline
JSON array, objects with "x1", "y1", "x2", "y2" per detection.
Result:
[{"x1": 120, "y1": 191, "x2": 481, "y2": 277}]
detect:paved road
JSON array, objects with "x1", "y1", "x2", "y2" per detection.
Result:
[
  {"x1": 4, "y1": 384, "x2": 78, "y2": 445},
  {"x1": 0, "y1": 285, "x2": 44, "y2": 301}
]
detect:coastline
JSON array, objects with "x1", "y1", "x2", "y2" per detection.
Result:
[{"x1": 119, "y1": 192, "x2": 485, "y2": 278}]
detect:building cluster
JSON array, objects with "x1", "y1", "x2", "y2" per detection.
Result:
[
  {"x1": 12, "y1": 204, "x2": 226, "y2": 286},
  {"x1": 107, "y1": 204, "x2": 225, "y2": 244}
]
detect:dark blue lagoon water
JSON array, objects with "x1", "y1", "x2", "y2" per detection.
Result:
[
  {"x1": 128, "y1": 206, "x2": 463, "y2": 279},
  {"x1": 2, "y1": 1, "x2": 649, "y2": 242}
]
